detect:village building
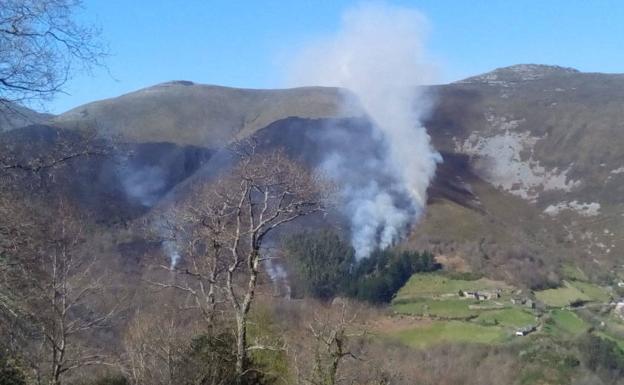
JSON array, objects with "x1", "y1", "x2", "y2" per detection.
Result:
[
  {"x1": 515, "y1": 325, "x2": 537, "y2": 336},
  {"x1": 511, "y1": 296, "x2": 535, "y2": 309},
  {"x1": 460, "y1": 289, "x2": 501, "y2": 301}
]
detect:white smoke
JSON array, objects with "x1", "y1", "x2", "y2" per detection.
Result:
[
  {"x1": 287, "y1": 2, "x2": 441, "y2": 258},
  {"x1": 264, "y1": 257, "x2": 291, "y2": 299},
  {"x1": 120, "y1": 164, "x2": 165, "y2": 207},
  {"x1": 163, "y1": 240, "x2": 181, "y2": 269}
]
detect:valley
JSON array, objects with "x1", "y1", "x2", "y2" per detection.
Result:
[
  {"x1": 2, "y1": 2, "x2": 624, "y2": 384},
  {"x1": 3, "y1": 65, "x2": 624, "y2": 385}
]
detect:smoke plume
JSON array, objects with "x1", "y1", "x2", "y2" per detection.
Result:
[
  {"x1": 119, "y1": 163, "x2": 166, "y2": 207},
  {"x1": 287, "y1": 2, "x2": 441, "y2": 258}
]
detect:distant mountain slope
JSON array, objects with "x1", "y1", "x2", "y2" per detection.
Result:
[
  {"x1": 422, "y1": 64, "x2": 624, "y2": 280},
  {"x1": 52, "y1": 82, "x2": 355, "y2": 147},
  {"x1": 4, "y1": 64, "x2": 624, "y2": 285},
  {"x1": 0, "y1": 101, "x2": 53, "y2": 131}
]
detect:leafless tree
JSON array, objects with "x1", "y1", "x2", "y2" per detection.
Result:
[
  {"x1": 1, "y1": 201, "x2": 119, "y2": 385},
  {"x1": 152, "y1": 142, "x2": 327, "y2": 382},
  {"x1": 291, "y1": 301, "x2": 363, "y2": 385},
  {"x1": 123, "y1": 308, "x2": 195, "y2": 385},
  {"x1": 214, "y1": 143, "x2": 327, "y2": 381},
  {"x1": 147, "y1": 186, "x2": 231, "y2": 328},
  {"x1": 0, "y1": 0, "x2": 106, "y2": 105},
  {"x1": 122, "y1": 300, "x2": 242, "y2": 385},
  {"x1": 0, "y1": 124, "x2": 110, "y2": 252},
  {"x1": 0, "y1": 127, "x2": 109, "y2": 324},
  {"x1": 0, "y1": 127, "x2": 108, "y2": 174}
]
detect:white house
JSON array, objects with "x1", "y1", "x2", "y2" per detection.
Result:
[{"x1": 515, "y1": 325, "x2": 536, "y2": 336}]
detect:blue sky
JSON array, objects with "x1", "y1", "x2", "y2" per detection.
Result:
[{"x1": 49, "y1": 0, "x2": 624, "y2": 113}]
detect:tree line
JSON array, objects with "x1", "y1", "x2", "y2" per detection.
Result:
[
  {"x1": 1, "y1": 136, "x2": 358, "y2": 385},
  {"x1": 283, "y1": 229, "x2": 439, "y2": 304}
]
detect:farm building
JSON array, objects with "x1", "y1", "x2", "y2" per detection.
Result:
[
  {"x1": 515, "y1": 325, "x2": 537, "y2": 336},
  {"x1": 462, "y1": 290, "x2": 501, "y2": 301},
  {"x1": 511, "y1": 296, "x2": 535, "y2": 309}
]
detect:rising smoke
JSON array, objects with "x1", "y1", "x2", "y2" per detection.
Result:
[{"x1": 287, "y1": 2, "x2": 441, "y2": 259}]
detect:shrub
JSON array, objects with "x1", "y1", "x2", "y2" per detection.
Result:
[
  {"x1": 0, "y1": 355, "x2": 26, "y2": 385},
  {"x1": 579, "y1": 334, "x2": 624, "y2": 379},
  {"x1": 178, "y1": 331, "x2": 238, "y2": 385}
]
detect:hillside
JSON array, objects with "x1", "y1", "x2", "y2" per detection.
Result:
[
  {"x1": 3, "y1": 64, "x2": 624, "y2": 285},
  {"x1": 0, "y1": 101, "x2": 53, "y2": 132},
  {"x1": 52, "y1": 82, "x2": 355, "y2": 147},
  {"x1": 421, "y1": 64, "x2": 624, "y2": 282},
  {"x1": 3, "y1": 64, "x2": 624, "y2": 385}
]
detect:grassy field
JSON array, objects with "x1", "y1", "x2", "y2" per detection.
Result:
[
  {"x1": 389, "y1": 272, "x2": 619, "y2": 353},
  {"x1": 561, "y1": 264, "x2": 588, "y2": 281},
  {"x1": 394, "y1": 272, "x2": 510, "y2": 302},
  {"x1": 544, "y1": 309, "x2": 589, "y2": 336},
  {"x1": 597, "y1": 331, "x2": 624, "y2": 351},
  {"x1": 535, "y1": 280, "x2": 611, "y2": 307},
  {"x1": 393, "y1": 298, "x2": 481, "y2": 319},
  {"x1": 391, "y1": 320, "x2": 508, "y2": 348},
  {"x1": 535, "y1": 281, "x2": 590, "y2": 307},
  {"x1": 568, "y1": 280, "x2": 612, "y2": 302},
  {"x1": 474, "y1": 308, "x2": 536, "y2": 328}
]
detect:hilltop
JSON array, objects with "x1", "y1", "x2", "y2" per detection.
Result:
[
  {"x1": 3, "y1": 64, "x2": 624, "y2": 385},
  {"x1": 52, "y1": 82, "x2": 354, "y2": 146},
  {"x1": 3, "y1": 64, "x2": 624, "y2": 286}
]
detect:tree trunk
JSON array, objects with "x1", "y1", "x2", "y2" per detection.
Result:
[
  {"x1": 234, "y1": 250, "x2": 260, "y2": 383},
  {"x1": 235, "y1": 311, "x2": 247, "y2": 384}
]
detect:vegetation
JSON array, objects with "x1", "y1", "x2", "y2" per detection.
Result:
[
  {"x1": 568, "y1": 280, "x2": 612, "y2": 303},
  {"x1": 283, "y1": 230, "x2": 439, "y2": 304},
  {"x1": 343, "y1": 249, "x2": 439, "y2": 303},
  {"x1": 283, "y1": 229, "x2": 354, "y2": 300},
  {"x1": 543, "y1": 310, "x2": 589, "y2": 336},
  {"x1": 393, "y1": 298, "x2": 480, "y2": 319},
  {"x1": 475, "y1": 308, "x2": 536, "y2": 328},
  {"x1": 0, "y1": 0, "x2": 106, "y2": 104},
  {"x1": 516, "y1": 337, "x2": 581, "y2": 385},
  {"x1": 0, "y1": 354, "x2": 26, "y2": 385},
  {"x1": 579, "y1": 334, "x2": 624, "y2": 380},
  {"x1": 0, "y1": 31, "x2": 622, "y2": 383},
  {"x1": 391, "y1": 320, "x2": 507, "y2": 348},
  {"x1": 535, "y1": 281, "x2": 591, "y2": 307},
  {"x1": 561, "y1": 264, "x2": 589, "y2": 281},
  {"x1": 394, "y1": 272, "x2": 509, "y2": 302}
]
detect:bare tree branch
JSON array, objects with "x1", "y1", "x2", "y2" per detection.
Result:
[{"x1": 0, "y1": 0, "x2": 107, "y2": 104}]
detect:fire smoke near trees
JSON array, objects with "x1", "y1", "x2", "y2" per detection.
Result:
[{"x1": 287, "y1": 2, "x2": 441, "y2": 258}]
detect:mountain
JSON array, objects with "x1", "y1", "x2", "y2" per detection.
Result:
[
  {"x1": 52, "y1": 82, "x2": 354, "y2": 147},
  {"x1": 419, "y1": 64, "x2": 624, "y2": 283},
  {"x1": 3, "y1": 64, "x2": 624, "y2": 286},
  {"x1": 0, "y1": 101, "x2": 53, "y2": 131}
]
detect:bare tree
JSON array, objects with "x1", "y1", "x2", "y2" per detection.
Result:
[
  {"x1": 121, "y1": 294, "x2": 239, "y2": 385},
  {"x1": 0, "y1": 127, "x2": 110, "y2": 331},
  {"x1": 292, "y1": 301, "x2": 362, "y2": 385},
  {"x1": 0, "y1": 126, "x2": 108, "y2": 174},
  {"x1": 123, "y1": 308, "x2": 195, "y2": 385},
  {"x1": 2, "y1": 202, "x2": 118, "y2": 385},
  {"x1": 214, "y1": 144, "x2": 326, "y2": 381},
  {"x1": 147, "y1": 187, "x2": 231, "y2": 329},
  {"x1": 0, "y1": 122, "x2": 116, "y2": 384},
  {"x1": 0, "y1": 0, "x2": 106, "y2": 105},
  {"x1": 154, "y1": 142, "x2": 326, "y2": 382}
]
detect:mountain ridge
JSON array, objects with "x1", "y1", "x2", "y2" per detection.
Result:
[{"x1": 3, "y1": 63, "x2": 624, "y2": 285}]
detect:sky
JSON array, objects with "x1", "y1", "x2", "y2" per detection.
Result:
[{"x1": 48, "y1": 0, "x2": 624, "y2": 114}]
